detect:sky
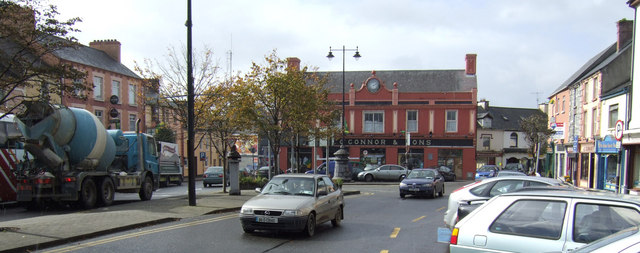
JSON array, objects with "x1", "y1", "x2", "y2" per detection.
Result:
[{"x1": 52, "y1": 0, "x2": 635, "y2": 109}]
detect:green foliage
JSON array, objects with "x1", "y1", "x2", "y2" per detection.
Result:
[
  {"x1": 239, "y1": 176, "x2": 268, "y2": 190},
  {"x1": 154, "y1": 122, "x2": 176, "y2": 143},
  {"x1": 332, "y1": 178, "x2": 343, "y2": 188}
]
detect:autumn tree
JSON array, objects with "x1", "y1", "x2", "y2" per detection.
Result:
[
  {"x1": 0, "y1": 0, "x2": 87, "y2": 117},
  {"x1": 521, "y1": 112, "x2": 554, "y2": 175},
  {"x1": 237, "y1": 51, "x2": 331, "y2": 175},
  {"x1": 154, "y1": 122, "x2": 176, "y2": 143}
]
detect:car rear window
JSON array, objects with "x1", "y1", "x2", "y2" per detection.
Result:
[{"x1": 490, "y1": 199, "x2": 567, "y2": 240}]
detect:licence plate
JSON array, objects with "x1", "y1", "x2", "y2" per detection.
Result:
[
  {"x1": 256, "y1": 216, "x2": 278, "y2": 223},
  {"x1": 410, "y1": 188, "x2": 420, "y2": 191}
]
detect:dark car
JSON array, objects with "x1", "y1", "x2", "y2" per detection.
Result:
[
  {"x1": 398, "y1": 168, "x2": 445, "y2": 199},
  {"x1": 255, "y1": 166, "x2": 273, "y2": 178},
  {"x1": 305, "y1": 161, "x2": 364, "y2": 180},
  {"x1": 203, "y1": 166, "x2": 224, "y2": 187},
  {"x1": 436, "y1": 165, "x2": 456, "y2": 181}
]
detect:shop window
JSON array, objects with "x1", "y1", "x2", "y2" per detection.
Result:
[
  {"x1": 438, "y1": 149, "x2": 462, "y2": 178},
  {"x1": 361, "y1": 148, "x2": 386, "y2": 166},
  {"x1": 398, "y1": 148, "x2": 424, "y2": 170}
]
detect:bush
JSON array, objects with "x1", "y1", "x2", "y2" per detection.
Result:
[
  {"x1": 240, "y1": 176, "x2": 268, "y2": 190},
  {"x1": 332, "y1": 178, "x2": 343, "y2": 189}
]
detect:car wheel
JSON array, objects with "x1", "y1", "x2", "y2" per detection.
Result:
[
  {"x1": 331, "y1": 206, "x2": 342, "y2": 227},
  {"x1": 365, "y1": 174, "x2": 373, "y2": 182},
  {"x1": 400, "y1": 193, "x2": 405, "y2": 199},
  {"x1": 304, "y1": 213, "x2": 316, "y2": 237}
]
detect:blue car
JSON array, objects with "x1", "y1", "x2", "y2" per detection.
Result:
[
  {"x1": 398, "y1": 168, "x2": 445, "y2": 199},
  {"x1": 475, "y1": 165, "x2": 499, "y2": 181}
]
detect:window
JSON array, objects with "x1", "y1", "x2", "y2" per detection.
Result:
[
  {"x1": 573, "y1": 203, "x2": 640, "y2": 243},
  {"x1": 592, "y1": 108, "x2": 597, "y2": 138},
  {"x1": 608, "y1": 104, "x2": 618, "y2": 129},
  {"x1": 363, "y1": 111, "x2": 384, "y2": 133},
  {"x1": 129, "y1": 114, "x2": 136, "y2": 131},
  {"x1": 93, "y1": 76, "x2": 103, "y2": 100},
  {"x1": 407, "y1": 110, "x2": 417, "y2": 132},
  {"x1": 490, "y1": 200, "x2": 566, "y2": 240},
  {"x1": 562, "y1": 96, "x2": 565, "y2": 113},
  {"x1": 112, "y1": 80, "x2": 121, "y2": 102},
  {"x1": 128, "y1": 84, "x2": 136, "y2": 105},
  {"x1": 481, "y1": 134, "x2": 491, "y2": 150},
  {"x1": 488, "y1": 180, "x2": 526, "y2": 197},
  {"x1": 592, "y1": 77, "x2": 598, "y2": 101},
  {"x1": 95, "y1": 110, "x2": 104, "y2": 125},
  {"x1": 445, "y1": 110, "x2": 457, "y2": 133},
  {"x1": 73, "y1": 79, "x2": 84, "y2": 97},
  {"x1": 510, "y1": 133, "x2": 518, "y2": 147},
  {"x1": 481, "y1": 117, "x2": 492, "y2": 128}
]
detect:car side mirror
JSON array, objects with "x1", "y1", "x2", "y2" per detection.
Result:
[{"x1": 255, "y1": 187, "x2": 262, "y2": 193}]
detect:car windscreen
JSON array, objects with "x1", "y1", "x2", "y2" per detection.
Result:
[
  {"x1": 478, "y1": 166, "x2": 495, "y2": 172},
  {"x1": 261, "y1": 177, "x2": 316, "y2": 196},
  {"x1": 408, "y1": 170, "x2": 435, "y2": 179}
]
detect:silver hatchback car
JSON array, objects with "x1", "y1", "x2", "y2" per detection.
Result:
[
  {"x1": 450, "y1": 190, "x2": 640, "y2": 252},
  {"x1": 239, "y1": 174, "x2": 344, "y2": 237},
  {"x1": 357, "y1": 164, "x2": 408, "y2": 182}
]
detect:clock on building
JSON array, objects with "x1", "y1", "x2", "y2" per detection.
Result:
[{"x1": 366, "y1": 78, "x2": 380, "y2": 93}]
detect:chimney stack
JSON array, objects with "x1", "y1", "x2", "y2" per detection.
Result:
[
  {"x1": 287, "y1": 57, "x2": 301, "y2": 71},
  {"x1": 90, "y1": 39, "x2": 121, "y2": 62},
  {"x1": 617, "y1": 19, "x2": 633, "y2": 51},
  {"x1": 465, "y1": 54, "x2": 477, "y2": 76}
]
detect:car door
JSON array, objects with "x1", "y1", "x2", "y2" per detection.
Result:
[
  {"x1": 376, "y1": 165, "x2": 390, "y2": 180},
  {"x1": 314, "y1": 177, "x2": 332, "y2": 223}
]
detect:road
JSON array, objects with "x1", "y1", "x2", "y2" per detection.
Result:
[
  {"x1": 0, "y1": 182, "x2": 227, "y2": 222},
  {"x1": 34, "y1": 182, "x2": 468, "y2": 253}
]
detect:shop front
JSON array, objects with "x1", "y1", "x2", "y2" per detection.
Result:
[{"x1": 596, "y1": 136, "x2": 621, "y2": 191}]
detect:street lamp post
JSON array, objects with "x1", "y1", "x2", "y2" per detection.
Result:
[{"x1": 326, "y1": 46, "x2": 361, "y2": 181}]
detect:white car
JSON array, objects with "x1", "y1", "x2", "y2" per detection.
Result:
[
  {"x1": 239, "y1": 174, "x2": 344, "y2": 237},
  {"x1": 443, "y1": 176, "x2": 571, "y2": 228},
  {"x1": 572, "y1": 226, "x2": 640, "y2": 253},
  {"x1": 449, "y1": 190, "x2": 640, "y2": 253}
]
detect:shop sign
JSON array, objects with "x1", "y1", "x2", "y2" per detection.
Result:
[
  {"x1": 596, "y1": 136, "x2": 620, "y2": 154},
  {"x1": 336, "y1": 138, "x2": 473, "y2": 147},
  {"x1": 580, "y1": 143, "x2": 595, "y2": 153}
]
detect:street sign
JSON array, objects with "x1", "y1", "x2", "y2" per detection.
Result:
[{"x1": 615, "y1": 120, "x2": 624, "y2": 141}]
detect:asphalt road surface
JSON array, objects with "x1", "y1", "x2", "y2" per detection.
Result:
[{"x1": 36, "y1": 183, "x2": 464, "y2": 253}]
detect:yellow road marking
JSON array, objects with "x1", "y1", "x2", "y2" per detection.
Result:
[
  {"x1": 43, "y1": 213, "x2": 238, "y2": 253},
  {"x1": 390, "y1": 227, "x2": 401, "y2": 238},
  {"x1": 412, "y1": 216, "x2": 426, "y2": 222},
  {"x1": 381, "y1": 250, "x2": 389, "y2": 253},
  {"x1": 436, "y1": 206, "x2": 446, "y2": 212}
]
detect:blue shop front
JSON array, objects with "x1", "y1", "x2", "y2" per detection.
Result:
[{"x1": 596, "y1": 136, "x2": 622, "y2": 192}]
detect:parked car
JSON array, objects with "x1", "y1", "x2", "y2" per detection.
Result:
[
  {"x1": 436, "y1": 165, "x2": 456, "y2": 181},
  {"x1": 305, "y1": 161, "x2": 365, "y2": 180},
  {"x1": 357, "y1": 164, "x2": 409, "y2": 182},
  {"x1": 398, "y1": 168, "x2": 445, "y2": 199},
  {"x1": 496, "y1": 170, "x2": 527, "y2": 177},
  {"x1": 503, "y1": 163, "x2": 526, "y2": 173},
  {"x1": 572, "y1": 226, "x2": 640, "y2": 253},
  {"x1": 443, "y1": 176, "x2": 572, "y2": 228},
  {"x1": 239, "y1": 174, "x2": 344, "y2": 237},
  {"x1": 203, "y1": 166, "x2": 224, "y2": 187},
  {"x1": 474, "y1": 164, "x2": 499, "y2": 181},
  {"x1": 255, "y1": 166, "x2": 272, "y2": 178},
  {"x1": 449, "y1": 190, "x2": 640, "y2": 252}
]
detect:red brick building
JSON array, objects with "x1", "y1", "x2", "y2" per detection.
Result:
[{"x1": 282, "y1": 55, "x2": 478, "y2": 180}]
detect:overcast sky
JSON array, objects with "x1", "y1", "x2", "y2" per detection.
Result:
[{"x1": 53, "y1": 0, "x2": 634, "y2": 109}]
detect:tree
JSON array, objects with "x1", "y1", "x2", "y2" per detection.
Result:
[
  {"x1": 0, "y1": 0, "x2": 87, "y2": 116},
  {"x1": 237, "y1": 51, "x2": 330, "y2": 175},
  {"x1": 154, "y1": 122, "x2": 176, "y2": 143},
  {"x1": 135, "y1": 45, "x2": 222, "y2": 150},
  {"x1": 521, "y1": 113, "x2": 554, "y2": 175}
]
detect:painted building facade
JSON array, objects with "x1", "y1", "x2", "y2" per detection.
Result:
[{"x1": 281, "y1": 55, "x2": 478, "y2": 180}]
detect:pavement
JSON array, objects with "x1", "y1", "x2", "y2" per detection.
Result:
[{"x1": 0, "y1": 184, "x2": 362, "y2": 253}]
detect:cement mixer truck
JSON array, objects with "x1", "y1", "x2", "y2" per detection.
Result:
[{"x1": 13, "y1": 102, "x2": 159, "y2": 209}]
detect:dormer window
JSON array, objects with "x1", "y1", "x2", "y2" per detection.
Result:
[{"x1": 482, "y1": 117, "x2": 492, "y2": 128}]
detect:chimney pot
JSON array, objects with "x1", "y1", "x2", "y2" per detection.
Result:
[
  {"x1": 90, "y1": 39, "x2": 121, "y2": 63},
  {"x1": 465, "y1": 54, "x2": 477, "y2": 75}
]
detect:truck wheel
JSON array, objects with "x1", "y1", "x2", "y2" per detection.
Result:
[
  {"x1": 139, "y1": 176, "x2": 153, "y2": 201},
  {"x1": 177, "y1": 176, "x2": 183, "y2": 186},
  {"x1": 79, "y1": 178, "x2": 97, "y2": 209},
  {"x1": 98, "y1": 178, "x2": 115, "y2": 207}
]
